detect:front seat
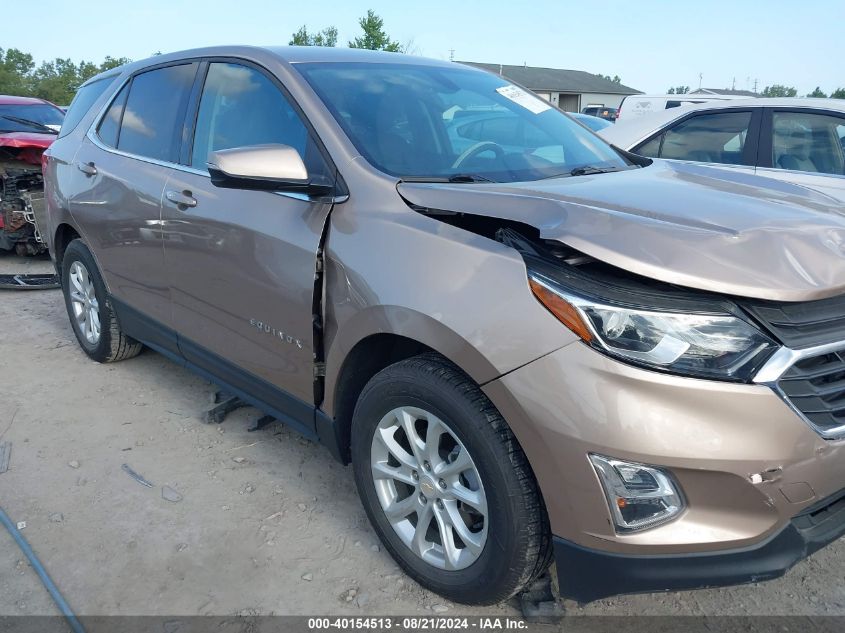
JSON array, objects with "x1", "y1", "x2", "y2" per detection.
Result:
[
  {"x1": 774, "y1": 127, "x2": 819, "y2": 173},
  {"x1": 687, "y1": 150, "x2": 716, "y2": 163},
  {"x1": 778, "y1": 152, "x2": 818, "y2": 172}
]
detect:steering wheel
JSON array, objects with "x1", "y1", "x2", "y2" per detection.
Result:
[{"x1": 451, "y1": 141, "x2": 505, "y2": 169}]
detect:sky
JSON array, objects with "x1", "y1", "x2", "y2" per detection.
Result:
[{"x1": 3, "y1": 0, "x2": 842, "y2": 95}]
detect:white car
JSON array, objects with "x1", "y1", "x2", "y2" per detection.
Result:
[
  {"x1": 616, "y1": 94, "x2": 748, "y2": 121},
  {"x1": 600, "y1": 98, "x2": 845, "y2": 202}
]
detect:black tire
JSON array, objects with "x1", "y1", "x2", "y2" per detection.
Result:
[
  {"x1": 61, "y1": 239, "x2": 143, "y2": 363},
  {"x1": 351, "y1": 353, "x2": 552, "y2": 605}
]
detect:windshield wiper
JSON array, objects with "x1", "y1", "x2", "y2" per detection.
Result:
[
  {"x1": 447, "y1": 173, "x2": 496, "y2": 183},
  {"x1": 569, "y1": 165, "x2": 617, "y2": 177},
  {"x1": 400, "y1": 174, "x2": 497, "y2": 184},
  {"x1": 0, "y1": 115, "x2": 58, "y2": 135}
]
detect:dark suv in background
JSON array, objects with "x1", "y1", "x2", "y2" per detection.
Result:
[{"x1": 581, "y1": 105, "x2": 618, "y2": 121}]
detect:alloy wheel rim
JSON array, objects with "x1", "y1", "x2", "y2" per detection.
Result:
[
  {"x1": 370, "y1": 406, "x2": 488, "y2": 570},
  {"x1": 69, "y1": 261, "x2": 101, "y2": 345}
]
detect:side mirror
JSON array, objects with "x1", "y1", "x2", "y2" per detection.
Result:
[{"x1": 207, "y1": 144, "x2": 331, "y2": 194}]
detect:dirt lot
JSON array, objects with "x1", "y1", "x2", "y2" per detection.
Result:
[{"x1": 2, "y1": 250, "x2": 845, "y2": 620}]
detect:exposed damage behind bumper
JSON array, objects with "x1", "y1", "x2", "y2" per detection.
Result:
[{"x1": 1, "y1": 147, "x2": 48, "y2": 256}]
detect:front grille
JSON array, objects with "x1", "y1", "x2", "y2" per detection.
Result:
[
  {"x1": 777, "y1": 348, "x2": 845, "y2": 437},
  {"x1": 741, "y1": 294, "x2": 845, "y2": 350}
]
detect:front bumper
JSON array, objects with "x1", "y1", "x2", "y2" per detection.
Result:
[
  {"x1": 554, "y1": 486, "x2": 845, "y2": 602},
  {"x1": 481, "y1": 340, "x2": 845, "y2": 599}
]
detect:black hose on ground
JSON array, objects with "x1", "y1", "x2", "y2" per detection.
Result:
[{"x1": 0, "y1": 505, "x2": 85, "y2": 633}]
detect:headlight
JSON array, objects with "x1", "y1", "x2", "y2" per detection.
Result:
[{"x1": 528, "y1": 269, "x2": 776, "y2": 381}]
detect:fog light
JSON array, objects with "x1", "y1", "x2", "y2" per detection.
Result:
[{"x1": 589, "y1": 454, "x2": 684, "y2": 532}]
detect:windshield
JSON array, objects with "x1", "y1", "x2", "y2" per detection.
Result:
[
  {"x1": 0, "y1": 103, "x2": 65, "y2": 133},
  {"x1": 297, "y1": 62, "x2": 627, "y2": 182}
]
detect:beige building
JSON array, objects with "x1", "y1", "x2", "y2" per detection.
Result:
[{"x1": 460, "y1": 61, "x2": 641, "y2": 112}]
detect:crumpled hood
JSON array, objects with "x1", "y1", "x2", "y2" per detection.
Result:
[
  {"x1": 398, "y1": 160, "x2": 845, "y2": 302},
  {"x1": 0, "y1": 131, "x2": 55, "y2": 150}
]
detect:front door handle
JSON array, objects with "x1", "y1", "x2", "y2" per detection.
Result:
[
  {"x1": 165, "y1": 190, "x2": 198, "y2": 208},
  {"x1": 77, "y1": 161, "x2": 97, "y2": 176}
]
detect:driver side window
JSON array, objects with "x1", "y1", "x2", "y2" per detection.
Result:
[
  {"x1": 190, "y1": 62, "x2": 327, "y2": 180},
  {"x1": 635, "y1": 111, "x2": 752, "y2": 165}
]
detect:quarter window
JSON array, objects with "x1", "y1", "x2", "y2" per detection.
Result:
[
  {"x1": 635, "y1": 111, "x2": 752, "y2": 165},
  {"x1": 635, "y1": 135, "x2": 662, "y2": 158},
  {"x1": 772, "y1": 111, "x2": 845, "y2": 175},
  {"x1": 116, "y1": 63, "x2": 198, "y2": 162},
  {"x1": 97, "y1": 83, "x2": 129, "y2": 148},
  {"x1": 190, "y1": 62, "x2": 315, "y2": 172},
  {"x1": 58, "y1": 75, "x2": 117, "y2": 138}
]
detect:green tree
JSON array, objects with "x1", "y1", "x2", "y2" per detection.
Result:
[
  {"x1": 807, "y1": 87, "x2": 827, "y2": 98},
  {"x1": 761, "y1": 84, "x2": 797, "y2": 97},
  {"x1": 0, "y1": 50, "x2": 133, "y2": 105},
  {"x1": 0, "y1": 48, "x2": 36, "y2": 95},
  {"x1": 667, "y1": 85, "x2": 690, "y2": 94},
  {"x1": 289, "y1": 25, "x2": 338, "y2": 46},
  {"x1": 31, "y1": 58, "x2": 82, "y2": 104},
  {"x1": 99, "y1": 56, "x2": 131, "y2": 72},
  {"x1": 599, "y1": 74, "x2": 622, "y2": 84},
  {"x1": 830, "y1": 88, "x2": 845, "y2": 99},
  {"x1": 348, "y1": 10, "x2": 403, "y2": 52},
  {"x1": 78, "y1": 60, "x2": 99, "y2": 83}
]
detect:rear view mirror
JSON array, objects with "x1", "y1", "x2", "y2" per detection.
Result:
[{"x1": 207, "y1": 144, "x2": 330, "y2": 194}]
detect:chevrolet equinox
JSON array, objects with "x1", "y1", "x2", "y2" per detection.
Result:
[{"x1": 44, "y1": 47, "x2": 845, "y2": 605}]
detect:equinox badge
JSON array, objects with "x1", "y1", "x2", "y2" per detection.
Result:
[{"x1": 249, "y1": 318, "x2": 303, "y2": 349}]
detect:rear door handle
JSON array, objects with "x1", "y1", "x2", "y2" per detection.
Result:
[
  {"x1": 165, "y1": 190, "x2": 198, "y2": 208},
  {"x1": 77, "y1": 161, "x2": 97, "y2": 176}
]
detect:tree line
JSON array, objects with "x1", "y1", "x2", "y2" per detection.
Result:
[
  {"x1": 289, "y1": 10, "x2": 404, "y2": 52},
  {"x1": 667, "y1": 84, "x2": 845, "y2": 98},
  {"x1": 0, "y1": 50, "x2": 131, "y2": 105},
  {"x1": 10, "y1": 8, "x2": 836, "y2": 107},
  {"x1": 0, "y1": 9, "x2": 402, "y2": 106}
]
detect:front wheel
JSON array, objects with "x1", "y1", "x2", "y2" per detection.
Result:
[{"x1": 351, "y1": 353, "x2": 551, "y2": 605}]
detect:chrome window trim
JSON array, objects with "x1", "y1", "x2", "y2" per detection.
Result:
[
  {"x1": 756, "y1": 165, "x2": 845, "y2": 181},
  {"x1": 754, "y1": 341, "x2": 845, "y2": 440}
]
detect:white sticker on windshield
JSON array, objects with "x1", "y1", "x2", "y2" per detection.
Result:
[{"x1": 496, "y1": 85, "x2": 551, "y2": 114}]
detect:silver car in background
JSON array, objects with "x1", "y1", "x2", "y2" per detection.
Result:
[{"x1": 600, "y1": 98, "x2": 845, "y2": 202}]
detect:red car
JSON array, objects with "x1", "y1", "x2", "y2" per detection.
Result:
[{"x1": 0, "y1": 95, "x2": 64, "y2": 254}]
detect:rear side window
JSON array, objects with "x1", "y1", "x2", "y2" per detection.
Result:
[
  {"x1": 57, "y1": 75, "x2": 117, "y2": 138},
  {"x1": 117, "y1": 63, "x2": 198, "y2": 163},
  {"x1": 635, "y1": 111, "x2": 752, "y2": 165},
  {"x1": 772, "y1": 111, "x2": 845, "y2": 175},
  {"x1": 189, "y1": 62, "x2": 326, "y2": 181}
]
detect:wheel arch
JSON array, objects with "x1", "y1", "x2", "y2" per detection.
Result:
[
  {"x1": 53, "y1": 223, "x2": 82, "y2": 272},
  {"x1": 322, "y1": 306, "x2": 502, "y2": 464}
]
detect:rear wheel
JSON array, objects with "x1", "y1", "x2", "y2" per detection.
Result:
[
  {"x1": 61, "y1": 239, "x2": 143, "y2": 363},
  {"x1": 351, "y1": 353, "x2": 551, "y2": 605}
]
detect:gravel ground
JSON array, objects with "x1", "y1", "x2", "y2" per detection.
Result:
[{"x1": 1, "y1": 250, "x2": 844, "y2": 620}]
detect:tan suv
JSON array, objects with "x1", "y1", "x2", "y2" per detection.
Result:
[{"x1": 44, "y1": 46, "x2": 845, "y2": 605}]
